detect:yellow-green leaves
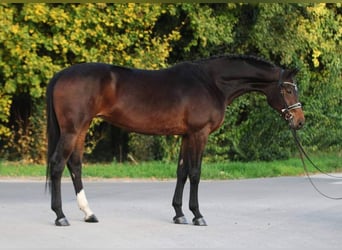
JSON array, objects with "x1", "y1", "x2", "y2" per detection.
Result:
[
  {"x1": 0, "y1": 91, "x2": 12, "y2": 137},
  {"x1": 0, "y1": 3, "x2": 181, "y2": 138},
  {"x1": 0, "y1": 3, "x2": 340, "y2": 162}
]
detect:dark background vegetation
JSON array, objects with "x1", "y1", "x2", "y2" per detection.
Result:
[{"x1": 0, "y1": 3, "x2": 341, "y2": 164}]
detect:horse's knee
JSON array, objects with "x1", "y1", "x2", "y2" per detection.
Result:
[{"x1": 189, "y1": 170, "x2": 201, "y2": 184}]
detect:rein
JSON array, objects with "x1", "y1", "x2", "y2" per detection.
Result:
[
  {"x1": 290, "y1": 128, "x2": 342, "y2": 200},
  {"x1": 278, "y1": 70, "x2": 342, "y2": 200}
]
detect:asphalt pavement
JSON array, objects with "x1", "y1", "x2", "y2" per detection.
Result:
[{"x1": 1, "y1": 176, "x2": 342, "y2": 249}]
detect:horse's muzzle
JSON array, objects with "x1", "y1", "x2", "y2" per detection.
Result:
[
  {"x1": 287, "y1": 111, "x2": 305, "y2": 130},
  {"x1": 291, "y1": 118, "x2": 305, "y2": 130}
]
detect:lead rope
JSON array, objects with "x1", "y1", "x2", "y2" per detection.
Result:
[{"x1": 291, "y1": 129, "x2": 342, "y2": 200}]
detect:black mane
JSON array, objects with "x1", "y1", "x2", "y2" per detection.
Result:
[{"x1": 194, "y1": 54, "x2": 276, "y2": 68}]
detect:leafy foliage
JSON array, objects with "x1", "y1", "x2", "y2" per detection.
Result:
[
  {"x1": 0, "y1": 3, "x2": 181, "y2": 162},
  {"x1": 0, "y1": 3, "x2": 341, "y2": 163},
  {"x1": 207, "y1": 3, "x2": 341, "y2": 161}
]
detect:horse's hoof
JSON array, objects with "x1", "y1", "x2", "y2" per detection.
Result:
[
  {"x1": 193, "y1": 217, "x2": 207, "y2": 226},
  {"x1": 85, "y1": 214, "x2": 99, "y2": 223},
  {"x1": 55, "y1": 217, "x2": 70, "y2": 226},
  {"x1": 173, "y1": 216, "x2": 188, "y2": 224}
]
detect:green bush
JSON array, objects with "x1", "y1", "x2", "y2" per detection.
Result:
[{"x1": 0, "y1": 3, "x2": 341, "y2": 163}]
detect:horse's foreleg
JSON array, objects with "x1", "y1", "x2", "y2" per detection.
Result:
[
  {"x1": 188, "y1": 131, "x2": 208, "y2": 226},
  {"x1": 189, "y1": 167, "x2": 207, "y2": 226},
  {"x1": 172, "y1": 140, "x2": 189, "y2": 224}
]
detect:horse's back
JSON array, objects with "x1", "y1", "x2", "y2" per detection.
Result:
[{"x1": 107, "y1": 63, "x2": 224, "y2": 134}]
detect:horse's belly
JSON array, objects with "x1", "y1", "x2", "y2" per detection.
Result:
[{"x1": 100, "y1": 110, "x2": 187, "y2": 135}]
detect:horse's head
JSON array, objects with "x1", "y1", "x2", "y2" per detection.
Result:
[{"x1": 267, "y1": 68, "x2": 305, "y2": 130}]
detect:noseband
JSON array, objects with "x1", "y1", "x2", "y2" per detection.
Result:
[{"x1": 279, "y1": 70, "x2": 302, "y2": 121}]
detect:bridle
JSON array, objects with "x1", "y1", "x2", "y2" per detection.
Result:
[{"x1": 278, "y1": 69, "x2": 302, "y2": 122}]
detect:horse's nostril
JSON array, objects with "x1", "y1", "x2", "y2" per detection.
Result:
[{"x1": 298, "y1": 120, "x2": 304, "y2": 129}]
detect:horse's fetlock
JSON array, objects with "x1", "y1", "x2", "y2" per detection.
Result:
[{"x1": 189, "y1": 205, "x2": 199, "y2": 213}]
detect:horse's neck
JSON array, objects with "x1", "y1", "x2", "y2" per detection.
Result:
[{"x1": 205, "y1": 60, "x2": 280, "y2": 105}]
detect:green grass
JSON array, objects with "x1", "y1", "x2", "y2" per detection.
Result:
[{"x1": 0, "y1": 153, "x2": 341, "y2": 180}]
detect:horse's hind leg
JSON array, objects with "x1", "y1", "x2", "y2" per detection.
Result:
[
  {"x1": 50, "y1": 132, "x2": 78, "y2": 226},
  {"x1": 67, "y1": 127, "x2": 98, "y2": 223}
]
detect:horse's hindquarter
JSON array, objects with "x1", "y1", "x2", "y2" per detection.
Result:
[
  {"x1": 52, "y1": 64, "x2": 111, "y2": 132},
  {"x1": 101, "y1": 66, "x2": 225, "y2": 135}
]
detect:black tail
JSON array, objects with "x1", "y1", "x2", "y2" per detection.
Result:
[{"x1": 45, "y1": 73, "x2": 61, "y2": 192}]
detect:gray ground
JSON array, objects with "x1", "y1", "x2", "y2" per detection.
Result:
[{"x1": 0, "y1": 175, "x2": 342, "y2": 249}]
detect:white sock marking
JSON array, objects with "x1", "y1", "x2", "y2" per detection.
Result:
[{"x1": 77, "y1": 189, "x2": 94, "y2": 219}]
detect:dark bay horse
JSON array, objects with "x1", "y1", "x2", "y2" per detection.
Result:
[{"x1": 46, "y1": 55, "x2": 304, "y2": 226}]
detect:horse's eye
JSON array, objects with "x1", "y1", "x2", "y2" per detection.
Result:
[{"x1": 286, "y1": 88, "x2": 293, "y2": 94}]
